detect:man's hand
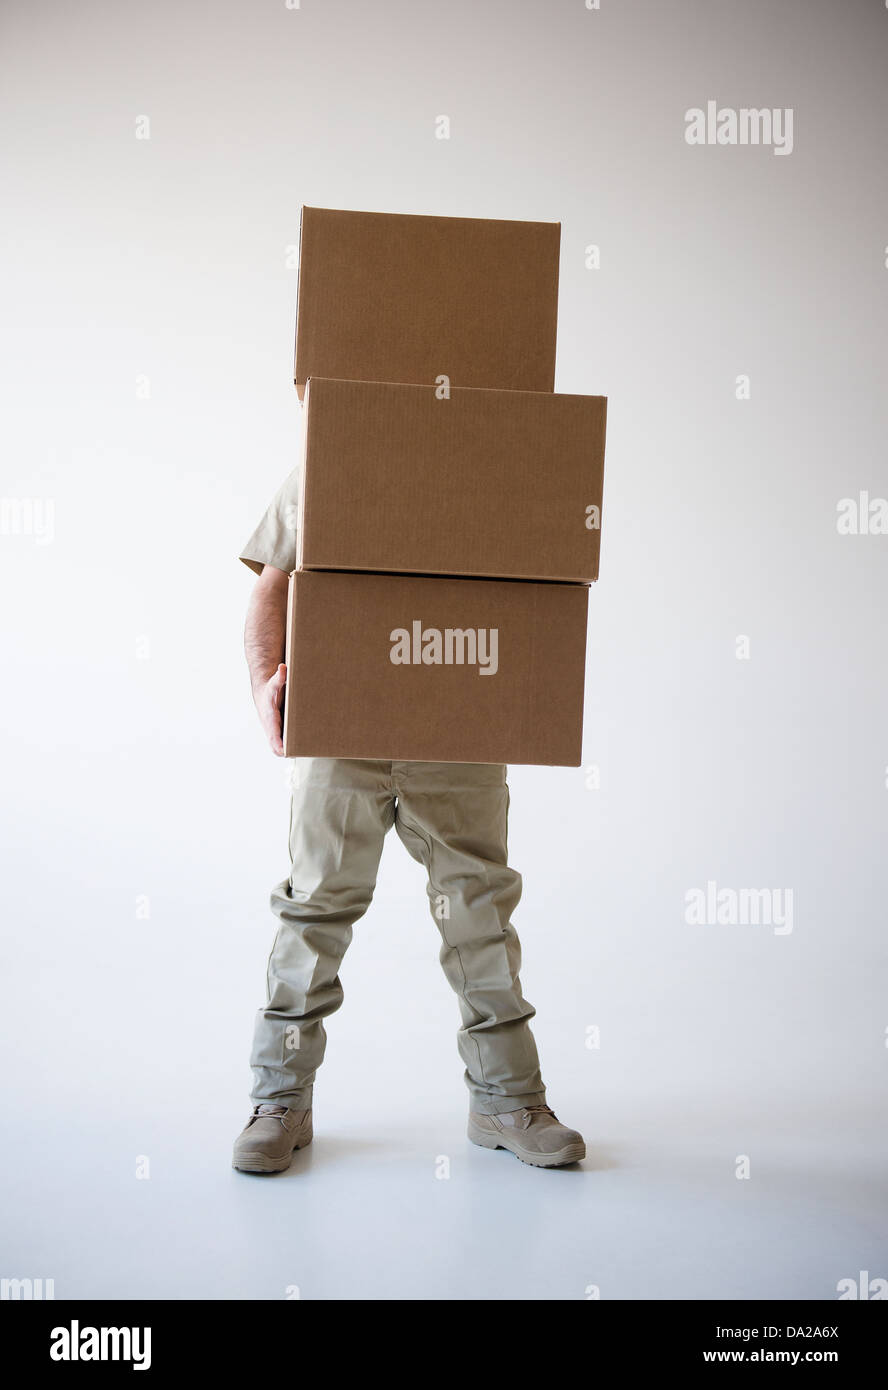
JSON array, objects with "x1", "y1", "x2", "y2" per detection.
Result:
[
  {"x1": 244, "y1": 565, "x2": 289, "y2": 756},
  {"x1": 255, "y1": 662, "x2": 287, "y2": 757}
]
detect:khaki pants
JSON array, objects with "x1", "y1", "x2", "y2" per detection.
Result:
[{"x1": 250, "y1": 758, "x2": 546, "y2": 1114}]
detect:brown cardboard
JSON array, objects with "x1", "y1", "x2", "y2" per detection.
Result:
[
  {"x1": 283, "y1": 570, "x2": 588, "y2": 766},
  {"x1": 293, "y1": 207, "x2": 560, "y2": 399},
  {"x1": 297, "y1": 377, "x2": 606, "y2": 583}
]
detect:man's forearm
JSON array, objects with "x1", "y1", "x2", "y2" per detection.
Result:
[{"x1": 244, "y1": 571, "x2": 288, "y2": 696}]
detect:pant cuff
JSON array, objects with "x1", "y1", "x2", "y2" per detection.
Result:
[
  {"x1": 250, "y1": 1083, "x2": 314, "y2": 1111},
  {"x1": 467, "y1": 1089, "x2": 547, "y2": 1116}
]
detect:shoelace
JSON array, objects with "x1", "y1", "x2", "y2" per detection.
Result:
[
  {"x1": 249, "y1": 1104, "x2": 289, "y2": 1125},
  {"x1": 517, "y1": 1104, "x2": 557, "y2": 1129}
]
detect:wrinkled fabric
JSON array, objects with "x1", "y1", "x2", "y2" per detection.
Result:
[
  {"x1": 239, "y1": 462, "x2": 303, "y2": 576},
  {"x1": 249, "y1": 757, "x2": 546, "y2": 1115}
]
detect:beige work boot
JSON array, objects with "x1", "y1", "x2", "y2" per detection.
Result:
[
  {"x1": 468, "y1": 1104, "x2": 585, "y2": 1168},
  {"x1": 232, "y1": 1103, "x2": 312, "y2": 1174}
]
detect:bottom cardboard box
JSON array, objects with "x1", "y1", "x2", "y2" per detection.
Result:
[{"x1": 283, "y1": 570, "x2": 588, "y2": 765}]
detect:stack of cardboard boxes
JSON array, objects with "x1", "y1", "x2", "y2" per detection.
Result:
[{"x1": 282, "y1": 206, "x2": 607, "y2": 766}]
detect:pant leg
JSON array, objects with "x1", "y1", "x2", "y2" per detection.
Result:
[
  {"x1": 391, "y1": 760, "x2": 546, "y2": 1115},
  {"x1": 249, "y1": 757, "x2": 394, "y2": 1108}
]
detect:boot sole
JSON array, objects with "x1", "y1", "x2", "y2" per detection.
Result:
[
  {"x1": 232, "y1": 1129, "x2": 313, "y2": 1174},
  {"x1": 467, "y1": 1119, "x2": 585, "y2": 1168}
]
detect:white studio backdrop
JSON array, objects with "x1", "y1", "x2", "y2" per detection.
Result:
[{"x1": 1, "y1": 0, "x2": 885, "y2": 1300}]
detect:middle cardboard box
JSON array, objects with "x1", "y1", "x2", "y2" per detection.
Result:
[{"x1": 295, "y1": 376, "x2": 606, "y2": 583}]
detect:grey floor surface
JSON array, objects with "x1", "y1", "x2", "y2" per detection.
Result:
[{"x1": 3, "y1": 1090, "x2": 884, "y2": 1302}]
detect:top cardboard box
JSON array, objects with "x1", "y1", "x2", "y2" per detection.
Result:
[{"x1": 293, "y1": 207, "x2": 560, "y2": 398}]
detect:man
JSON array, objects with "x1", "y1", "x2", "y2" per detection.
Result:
[{"x1": 231, "y1": 464, "x2": 586, "y2": 1174}]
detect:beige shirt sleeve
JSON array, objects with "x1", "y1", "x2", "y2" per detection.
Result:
[{"x1": 238, "y1": 463, "x2": 302, "y2": 576}]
